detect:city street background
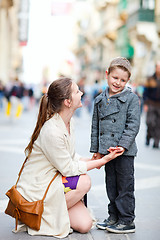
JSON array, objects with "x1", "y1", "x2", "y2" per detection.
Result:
[
  {"x1": 0, "y1": 0, "x2": 160, "y2": 239},
  {"x1": 0, "y1": 106, "x2": 160, "y2": 240}
]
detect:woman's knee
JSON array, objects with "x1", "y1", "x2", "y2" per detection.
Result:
[
  {"x1": 78, "y1": 174, "x2": 91, "y2": 194},
  {"x1": 76, "y1": 218, "x2": 92, "y2": 233}
]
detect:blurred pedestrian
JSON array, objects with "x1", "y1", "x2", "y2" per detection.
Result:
[
  {"x1": 28, "y1": 87, "x2": 35, "y2": 110},
  {"x1": 92, "y1": 79, "x2": 102, "y2": 99},
  {"x1": 13, "y1": 77, "x2": 122, "y2": 238},
  {"x1": 143, "y1": 61, "x2": 160, "y2": 148},
  {"x1": 135, "y1": 84, "x2": 144, "y2": 114},
  {"x1": 75, "y1": 76, "x2": 86, "y2": 117},
  {"x1": 0, "y1": 80, "x2": 4, "y2": 110},
  {"x1": 83, "y1": 83, "x2": 93, "y2": 115},
  {"x1": 90, "y1": 57, "x2": 140, "y2": 233},
  {"x1": 3, "y1": 80, "x2": 13, "y2": 116},
  {"x1": 9, "y1": 77, "x2": 24, "y2": 118}
]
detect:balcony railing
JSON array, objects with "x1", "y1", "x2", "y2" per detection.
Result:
[
  {"x1": 139, "y1": 8, "x2": 154, "y2": 22},
  {"x1": 127, "y1": 8, "x2": 154, "y2": 29}
]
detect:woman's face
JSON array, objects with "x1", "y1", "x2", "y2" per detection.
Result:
[{"x1": 70, "y1": 82, "x2": 83, "y2": 110}]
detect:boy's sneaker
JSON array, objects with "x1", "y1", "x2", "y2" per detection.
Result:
[
  {"x1": 96, "y1": 217, "x2": 117, "y2": 230},
  {"x1": 106, "y1": 221, "x2": 135, "y2": 233}
]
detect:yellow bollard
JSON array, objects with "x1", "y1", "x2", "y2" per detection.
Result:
[
  {"x1": 6, "y1": 101, "x2": 11, "y2": 116},
  {"x1": 15, "y1": 103, "x2": 23, "y2": 118}
]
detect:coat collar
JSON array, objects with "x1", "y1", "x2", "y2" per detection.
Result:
[
  {"x1": 95, "y1": 86, "x2": 132, "y2": 104},
  {"x1": 51, "y1": 113, "x2": 69, "y2": 136},
  {"x1": 50, "y1": 113, "x2": 71, "y2": 137}
]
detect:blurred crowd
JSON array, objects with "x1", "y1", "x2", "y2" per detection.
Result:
[
  {"x1": 0, "y1": 75, "x2": 147, "y2": 120},
  {"x1": 0, "y1": 77, "x2": 43, "y2": 119},
  {"x1": 0, "y1": 64, "x2": 160, "y2": 149}
]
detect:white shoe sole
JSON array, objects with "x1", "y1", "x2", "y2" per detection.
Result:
[
  {"x1": 96, "y1": 225, "x2": 106, "y2": 230},
  {"x1": 96, "y1": 221, "x2": 117, "y2": 230},
  {"x1": 106, "y1": 226, "x2": 135, "y2": 234},
  {"x1": 96, "y1": 224, "x2": 107, "y2": 230}
]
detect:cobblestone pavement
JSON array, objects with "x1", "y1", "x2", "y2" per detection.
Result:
[{"x1": 0, "y1": 107, "x2": 160, "y2": 240}]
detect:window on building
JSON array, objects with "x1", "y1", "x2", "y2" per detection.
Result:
[{"x1": 140, "y1": 0, "x2": 155, "y2": 10}]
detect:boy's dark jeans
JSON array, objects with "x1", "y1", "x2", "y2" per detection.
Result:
[{"x1": 105, "y1": 155, "x2": 135, "y2": 224}]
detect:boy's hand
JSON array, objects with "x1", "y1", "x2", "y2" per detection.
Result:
[
  {"x1": 107, "y1": 146, "x2": 125, "y2": 155},
  {"x1": 104, "y1": 147, "x2": 125, "y2": 163}
]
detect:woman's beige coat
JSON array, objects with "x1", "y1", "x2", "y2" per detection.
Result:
[{"x1": 15, "y1": 113, "x2": 87, "y2": 238}]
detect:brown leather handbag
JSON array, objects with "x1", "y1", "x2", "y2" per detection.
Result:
[{"x1": 5, "y1": 157, "x2": 59, "y2": 231}]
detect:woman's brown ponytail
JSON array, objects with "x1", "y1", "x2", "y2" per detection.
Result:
[
  {"x1": 25, "y1": 94, "x2": 48, "y2": 157},
  {"x1": 25, "y1": 77, "x2": 72, "y2": 158}
]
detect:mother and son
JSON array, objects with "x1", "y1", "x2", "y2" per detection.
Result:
[{"x1": 7, "y1": 57, "x2": 140, "y2": 238}]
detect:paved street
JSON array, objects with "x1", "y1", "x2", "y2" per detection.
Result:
[{"x1": 0, "y1": 106, "x2": 160, "y2": 240}]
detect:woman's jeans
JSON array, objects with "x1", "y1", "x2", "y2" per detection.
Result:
[{"x1": 105, "y1": 155, "x2": 135, "y2": 224}]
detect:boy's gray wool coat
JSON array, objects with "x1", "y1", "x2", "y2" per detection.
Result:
[{"x1": 90, "y1": 87, "x2": 141, "y2": 156}]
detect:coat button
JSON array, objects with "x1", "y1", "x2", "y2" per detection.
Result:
[
  {"x1": 100, "y1": 132, "x2": 103, "y2": 136},
  {"x1": 111, "y1": 133, "x2": 114, "y2": 137},
  {"x1": 112, "y1": 119, "x2": 116, "y2": 123}
]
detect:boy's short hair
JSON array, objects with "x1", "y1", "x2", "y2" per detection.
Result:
[{"x1": 108, "y1": 57, "x2": 131, "y2": 77}]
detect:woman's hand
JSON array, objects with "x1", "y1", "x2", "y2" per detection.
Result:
[
  {"x1": 86, "y1": 147, "x2": 124, "y2": 171},
  {"x1": 92, "y1": 152, "x2": 104, "y2": 169},
  {"x1": 91, "y1": 152, "x2": 104, "y2": 160}
]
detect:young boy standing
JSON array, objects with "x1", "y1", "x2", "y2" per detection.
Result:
[{"x1": 90, "y1": 57, "x2": 140, "y2": 233}]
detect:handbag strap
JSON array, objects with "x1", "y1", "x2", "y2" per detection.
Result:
[
  {"x1": 42, "y1": 172, "x2": 59, "y2": 201},
  {"x1": 15, "y1": 156, "x2": 59, "y2": 200},
  {"x1": 15, "y1": 157, "x2": 28, "y2": 186}
]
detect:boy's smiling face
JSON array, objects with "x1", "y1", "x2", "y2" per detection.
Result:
[{"x1": 106, "y1": 67, "x2": 129, "y2": 96}]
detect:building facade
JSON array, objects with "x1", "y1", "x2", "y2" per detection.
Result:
[
  {"x1": 0, "y1": 0, "x2": 29, "y2": 84},
  {"x1": 73, "y1": 0, "x2": 160, "y2": 85}
]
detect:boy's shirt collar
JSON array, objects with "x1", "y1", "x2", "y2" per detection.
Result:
[
  {"x1": 105, "y1": 86, "x2": 130, "y2": 98},
  {"x1": 95, "y1": 86, "x2": 132, "y2": 104}
]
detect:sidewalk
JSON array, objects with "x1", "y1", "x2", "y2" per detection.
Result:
[{"x1": 0, "y1": 108, "x2": 160, "y2": 240}]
